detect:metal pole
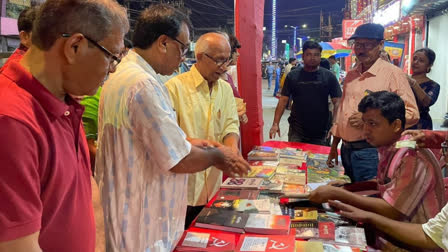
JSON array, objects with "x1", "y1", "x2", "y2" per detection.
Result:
[
  {"x1": 271, "y1": 0, "x2": 277, "y2": 58},
  {"x1": 293, "y1": 26, "x2": 297, "y2": 55}
]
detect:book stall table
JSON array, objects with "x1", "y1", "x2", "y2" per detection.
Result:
[{"x1": 175, "y1": 141, "x2": 369, "y2": 252}]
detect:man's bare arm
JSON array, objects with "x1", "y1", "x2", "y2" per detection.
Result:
[{"x1": 0, "y1": 232, "x2": 42, "y2": 252}]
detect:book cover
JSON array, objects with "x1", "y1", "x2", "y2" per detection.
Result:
[
  {"x1": 290, "y1": 221, "x2": 317, "y2": 228},
  {"x1": 253, "y1": 146, "x2": 279, "y2": 153},
  {"x1": 221, "y1": 178, "x2": 264, "y2": 190},
  {"x1": 194, "y1": 208, "x2": 249, "y2": 234},
  {"x1": 249, "y1": 160, "x2": 280, "y2": 167},
  {"x1": 247, "y1": 166, "x2": 277, "y2": 179},
  {"x1": 291, "y1": 208, "x2": 318, "y2": 222},
  {"x1": 279, "y1": 158, "x2": 305, "y2": 165},
  {"x1": 215, "y1": 189, "x2": 260, "y2": 201},
  {"x1": 248, "y1": 150, "x2": 280, "y2": 161},
  {"x1": 295, "y1": 241, "x2": 324, "y2": 252},
  {"x1": 210, "y1": 199, "x2": 270, "y2": 214},
  {"x1": 282, "y1": 184, "x2": 309, "y2": 197},
  {"x1": 236, "y1": 234, "x2": 295, "y2": 252},
  {"x1": 260, "y1": 178, "x2": 284, "y2": 193},
  {"x1": 318, "y1": 222, "x2": 335, "y2": 240},
  {"x1": 295, "y1": 227, "x2": 319, "y2": 239},
  {"x1": 176, "y1": 230, "x2": 236, "y2": 251},
  {"x1": 244, "y1": 213, "x2": 291, "y2": 235},
  {"x1": 334, "y1": 227, "x2": 367, "y2": 248},
  {"x1": 322, "y1": 243, "x2": 361, "y2": 252}
]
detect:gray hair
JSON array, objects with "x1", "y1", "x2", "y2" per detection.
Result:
[{"x1": 32, "y1": 0, "x2": 129, "y2": 50}]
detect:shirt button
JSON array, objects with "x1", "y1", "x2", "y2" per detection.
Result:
[{"x1": 64, "y1": 111, "x2": 70, "y2": 116}]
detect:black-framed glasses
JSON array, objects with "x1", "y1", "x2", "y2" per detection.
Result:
[
  {"x1": 352, "y1": 42, "x2": 380, "y2": 50},
  {"x1": 61, "y1": 33, "x2": 124, "y2": 70},
  {"x1": 169, "y1": 36, "x2": 189, "y2": 57},
  {"x1": 204, "y1": 53, "x2": 231, "y2": 67}
]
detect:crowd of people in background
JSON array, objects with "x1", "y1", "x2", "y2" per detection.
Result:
[{"x1": 0, "y1": 1, "x2": 447, "y2": 252}]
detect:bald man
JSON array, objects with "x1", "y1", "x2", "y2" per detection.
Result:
[{"x1": 165, "y1": 32, "x2": 240, "y2": 228}]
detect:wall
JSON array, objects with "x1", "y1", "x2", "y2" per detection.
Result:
[{"x1": 427, "y1": 14, "x2": 448, "y2": 121}]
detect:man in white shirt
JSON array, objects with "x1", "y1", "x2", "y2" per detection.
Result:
[{"x1": 95, "y1": 4, "x2": 250, "y2": 252}]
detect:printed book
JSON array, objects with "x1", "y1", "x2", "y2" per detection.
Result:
[
  {"x1": 175, "y1": 230, "x2": 236, "y2": 251},
  {"x1": 248, "y1": 150, "x2": 280, "y2": 161},
  {"x1": 221, "y1": 178, "x2": 264, "y2": 190},
  {"x1": 215, "y1": 189, "x2": 260, "y2": 201},
  {"x1": 334, "y1": 226, "x2": 367, "y2": 248},
  {"x1": 210, "y1": 199, "x2": 271, "y2": 214},
  {"x1": 246, "y1": 166, "x2": 277, "y2": 179},
  {"x1": 318, "y1": 222, "x2": 335, "y2": 240},
  {"x1": 244, "y1": 213, "x2": 291, "y2": 235},
  {"x1": 290, "y1": 208, "x2": 318, "y2": 222},
  {"x1": 295, "y1": 241, "x2": 324, "y2": 252},
  {"x1": 295, "y1": 227, "x2": 319, "y2": 239},
  {"x1": 236, "y1": 233, "x2": 295, "y2": 252},
  {"x1": 260, "y1": 178, "x2": 284, "y2": 193},
  {"x1": 194, "y1": 208, "x2": 249, "y2": 234}
]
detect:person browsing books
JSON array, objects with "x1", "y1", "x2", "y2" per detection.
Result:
[
  {"x1": 327, "y1": 23, "x2": 419, "y2": 182},
  {"x1": 165, "y1": 32, "x2": 242, "y2": 229},
  {"x1": 0, "y1": 0, "x2": 129, "y2": 251},
  {"x1": 95, "y1": 6, "x2": 250, "y2": 251},
  {"x1": 269, "y1": 40, "x2": 341, "y2": 145},
  {"x1": 309, "y1": 91, "x2": 444, "y2": 251}
]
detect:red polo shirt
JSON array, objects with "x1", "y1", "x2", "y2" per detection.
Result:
[
  {"x1": 0, "y1": 61, "x2": 95, "y2": 252},
  {"x1": 0, "y1": 44, "x2": 27, "y2": 73}
]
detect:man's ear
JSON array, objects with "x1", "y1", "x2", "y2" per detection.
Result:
[
  {"x1": 62, "y1": 33, "x2": 85, "y2": 64},
  {"x1": 157, "y1": 35, "x2": 169, "y2": 53},
  {"x1": 392, "y1": 119, "x2": 402, "y2": 133},
  {"x1": 19, "y1": 31, "x2": 31, "y2": 47}
]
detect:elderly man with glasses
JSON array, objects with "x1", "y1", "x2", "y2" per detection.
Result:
[
  {"x1": 95, "y1": 5, "x2": 249, "y2": 252},
  {"x1": 0, "y1": 0, "x2": 129, "y2": 251},
  {"x1": 327, "y1": 23, "x2": 419, "y2": 183},
  {"x1": 165, "y1": 32, "x2": 241, "y2": 229}
]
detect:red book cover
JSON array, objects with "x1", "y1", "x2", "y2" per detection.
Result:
[
  {"x1": 175, "y1": 230, "x2": 236, "y2": 251},
  {"x1": 235, "y1": 233, "x2": 295, "y2": 252},
  {"x1": 244, "y1": 214, "x2": 291, "y2": 235},
  {"x1": 318, "y1": 222, "x2": 335, "y2": 240}
]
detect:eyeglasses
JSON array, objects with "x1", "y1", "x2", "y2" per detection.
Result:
[
  {"x1": 204, "y1": 53, "x2": 231, "y2": 67},
  {"x1": 62, "y1": 33, "x2": 125, "y2": 70},
  {"x1": 169, "y1": 36, "x2": 189, "y2": 57},
  {"x1": 352, "y1": 42, "x2": 380, "y2": 50}
]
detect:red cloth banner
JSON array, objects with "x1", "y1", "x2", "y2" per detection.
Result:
[{"x1": 235, "y1": 0, "x2": 265, "y2": 157}]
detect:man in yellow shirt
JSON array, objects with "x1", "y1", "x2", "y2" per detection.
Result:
[{"x1": 165, "y1": 32, "x2": 240, "y2": 228}]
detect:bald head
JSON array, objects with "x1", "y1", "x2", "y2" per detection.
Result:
[
  {"x1": 195, "y1": 32, "x2": 230, "y2": 58},
  {"x1": 194, "y1": 32, "x2": 231, "y2": 83}
]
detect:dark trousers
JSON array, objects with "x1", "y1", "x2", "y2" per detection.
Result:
[
  {"x1": 184, "y1": 205, "x2": 205, "y2": 230},
  {"x1": 288, "y1": 125, "x2": 329, "y2": 146},
  {"x1": 341, "y1": 141, "x2": 379, "y2": 182}
]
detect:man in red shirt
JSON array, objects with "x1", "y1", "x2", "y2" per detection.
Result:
[
  {"x1": 0, "y1": 6, "x2": 37, "y2": 72},
  {"x1": 0, "y1": 0, "x2": 129, "y2": 251}
]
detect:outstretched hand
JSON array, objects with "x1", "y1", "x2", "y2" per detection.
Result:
[
  {"x1": 402, "y1": 130, "x2": 426, "y2": 148},
  {"x1": 329, "y1": 200, "x2": 370, "y2": 223},
  {"x1": 215, "y1": 146, "x2": 250, "y2": 177}
]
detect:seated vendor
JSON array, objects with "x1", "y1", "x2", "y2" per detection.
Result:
[{"x1": 309, "y1": 91, "x2": 445, "y2": 251}]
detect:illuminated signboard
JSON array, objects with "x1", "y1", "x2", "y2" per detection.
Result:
[{"x1": 373, "y1": 1, "x2": 400, "y2": 26}]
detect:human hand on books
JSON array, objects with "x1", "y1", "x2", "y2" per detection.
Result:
[
  {"x1": 326, "y1": 146, "x2": 339, "y2": 168},
  {"x1": 269, "y1": 124, "x2": 280, "y2": 139},
  {"x1": 215, "y1": 146, "x2": 251, "y2": 177},
  {"x1": 308, "y1": 185, "x2": 342, "y2": 203},
  {"x1": 328, "y1": 200, "x2": 370, "y2": 223},
  {"x1": 348, "y1": 112, "x2": 363, "y2": 129},
  {"x1": 401, "y1": 130, "x2": 426, "y2": 148}
]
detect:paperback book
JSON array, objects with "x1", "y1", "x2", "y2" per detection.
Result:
[
  {"x1": 221, "y1": 178, "x2": 264, "y2": 190},
  {"x1": 215, "y1": 189, "x2": 260, "y2": 201},
  {"x1": 194, "y1": 208, "x2": 249, "y2": 234},
  {"x1": 175, "y1": 231, "x2": 236, "y2": 251},
  {"x1": 236, "y1": 234, "x2": 295, "y2": 252},
  {"x1": 210, "y1": 199, "x2": 271, "y2": 214},
  {"x1": 244, "y1": 213, "x2": 291, "y2": 235}
]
